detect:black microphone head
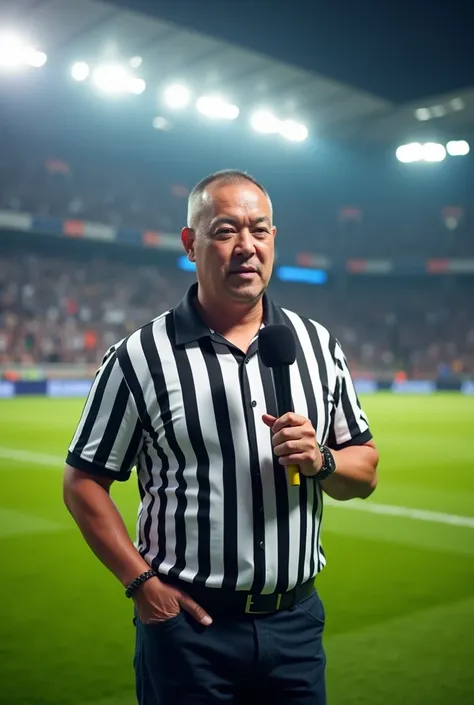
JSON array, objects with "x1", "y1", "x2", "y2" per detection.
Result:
[{"x1": 259, "y1": 324, "x2": 296, "y2": 368}]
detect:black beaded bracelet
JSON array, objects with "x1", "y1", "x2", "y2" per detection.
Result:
[{"x1": 125, "y1": 569, "x2": 157, "y2": 599}]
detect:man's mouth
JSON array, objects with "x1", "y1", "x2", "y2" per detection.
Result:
[{"x1": 230, "y1": 266, "x2": 258, "y2": 274}]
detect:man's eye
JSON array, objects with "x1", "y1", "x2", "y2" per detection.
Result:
[{"x1": 215, "y1": 229, "x2": 234, "y2": 236}]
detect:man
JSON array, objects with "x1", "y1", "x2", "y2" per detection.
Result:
[{"x1": 63, "y1": 169, "x2": 379, "y2": 705}]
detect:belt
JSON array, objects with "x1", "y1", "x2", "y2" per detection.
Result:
[{"x1": 159, "y1": 575, "x2": 315, "y2": 616}]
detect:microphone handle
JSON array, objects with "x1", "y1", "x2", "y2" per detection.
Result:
[
  {"x1": 287, "y1": 464, "x2": 301, "y2": 487},
  {"x1": 272, "y1": 366, "x2": 300, "y2": 487}
]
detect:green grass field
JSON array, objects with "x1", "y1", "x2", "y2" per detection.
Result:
[{"x1": 0, "y1": 394, "x2": 473, "y2": 705}]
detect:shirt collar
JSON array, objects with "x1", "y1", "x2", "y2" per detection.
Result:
[{"x1": 173, "y1": 282, "x2": 285, "y2": 346}]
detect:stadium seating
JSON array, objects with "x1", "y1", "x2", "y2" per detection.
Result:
[
  {"x1": 0, "y1": 139, "x2": 472, "y2": 259},
  {"x1": 1, "y1": 238, "x2": 473, "y2": 376}
]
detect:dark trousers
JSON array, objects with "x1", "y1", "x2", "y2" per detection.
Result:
[{"x1": 134, "y1": 589, "x2": 326, "y2": 705}]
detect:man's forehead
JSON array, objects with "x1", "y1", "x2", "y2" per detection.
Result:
[{"x1": 204, "y1": 181, "x2": 271, "y2": 214}]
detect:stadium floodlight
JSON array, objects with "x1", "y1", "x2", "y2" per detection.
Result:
[
  {"x1": 129, "y1": 56, "x2": 142, "y2": 68},
  {"x1": 152, "y1": 116, "x2": 172, "y2": 131},
  {"x1": 449, "y1": 97, "x2": 464, "y2": 112},
  {"x1": 395, "y1": 143, "x2": 423, "y2": 163},
  {"x1": 92, "y1": 63, "x2": 145, "y2": 95},
  {"x1": 71, "y1": 61, "x2": 90, "y2": 82},
  {"x1": 446, "y1": 140, "x2": 470, "y2": 156},
  {"x1": 279, "y1": 119, "x2": 308, "y2": 142},
  {"x1": 0, "y1": 33, "x2": 47, "y2": 68},
  {"x1": 415, "y1": 108, "x2": 431, "y2": 121},
  {"x1": 129, "y1": 77, "x2": 146, "y2": 95},
  {"x1": 250, "y1": 110, "x2": 281, "y2": 134},
  {"x1": 29, "y1": 50, "x2": 47, "y2": 68},
  {"x1": 430, "y1": 105, "x2": 447, "y2": 118},
  {"x1": 163, "y1": 84, "x2": 191, "y2": 109},
  {"x1": 396, "y1": 142, "x2": 447, "y2": 163},
  {"x1": 421, "y1": 142, "x2": 446, "y2": 162},
  {"x1": 251, "y1": 111, "x2": 308, "y2": 142},
  {"x1": 196, "y1": 95, "x2": 239, "y2": 120}
]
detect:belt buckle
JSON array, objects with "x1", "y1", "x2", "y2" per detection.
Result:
[{"x1": 245, "y1": 593, "x2": 282, "y2": 614}]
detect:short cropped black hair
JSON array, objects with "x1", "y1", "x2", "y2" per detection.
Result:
[{"x1": 187, "y1": 169, "x2": 271, "y2": 229}]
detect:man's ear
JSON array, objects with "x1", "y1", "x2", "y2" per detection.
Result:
[{"x1": 181, "y1": 227, "x2": 196, "y2": 262}]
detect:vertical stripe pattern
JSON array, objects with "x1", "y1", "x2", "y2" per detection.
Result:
[{"x1": 67, "y1": 285, "x2": 372, "y2": 592}]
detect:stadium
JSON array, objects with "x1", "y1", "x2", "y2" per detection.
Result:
[{"x1": 0, "y1": 0, "x2": 473, "y2": 703}]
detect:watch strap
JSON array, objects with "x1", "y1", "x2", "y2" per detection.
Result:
[{"x1": 313, "y1": 445, "x2": 336, "y2": 481}]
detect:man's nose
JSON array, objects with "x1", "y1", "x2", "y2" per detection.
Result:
[{"x1": 234, "y1": 229, "x2": 256, "y2": 255}]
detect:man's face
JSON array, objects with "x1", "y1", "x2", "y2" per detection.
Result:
[{"x1": 182, "y1": 181, "x2": 276, "y2": 305}]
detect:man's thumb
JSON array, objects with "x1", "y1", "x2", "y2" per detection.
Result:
[{"x1": 262, "y1": 413, "x2": 277, "y2": 428}]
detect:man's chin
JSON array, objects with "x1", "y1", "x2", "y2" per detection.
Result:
[{"x1": 226, "y1": 282, "x2": 265, "y2": 303}]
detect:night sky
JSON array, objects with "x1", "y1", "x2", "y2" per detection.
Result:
[{"x1": 111, "y1": 0, "x2": 474, "y2": 103}]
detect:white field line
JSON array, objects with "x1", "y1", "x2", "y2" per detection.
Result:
[
  {"x1": 0, "y1": 447, "x2": 65, "y2": 466},
  {"x1": 1, "y1": 447, "x2": 474, "y2": 529},
  {"x1": 324, "y1": 497, "x2": 474, "y2": 528}
]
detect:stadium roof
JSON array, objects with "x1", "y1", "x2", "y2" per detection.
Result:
[{"x1": 3, "y1": 0, "x2": 474, "y2": 144}]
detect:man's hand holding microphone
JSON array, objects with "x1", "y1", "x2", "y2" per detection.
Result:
[
  {"x1": 262, "y1": 411, "x2": 324, "y2": 477},
  {"x1": 259, "y1": 324, "x2": 327, "y2": 485}
]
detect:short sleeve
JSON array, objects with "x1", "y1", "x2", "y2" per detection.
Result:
[
  {"x1": 327, "y1": 340, "x2": 373, "y2": 450},
  {"x1": 66, "y1": 346, "x2": 143, "y2": 481}
]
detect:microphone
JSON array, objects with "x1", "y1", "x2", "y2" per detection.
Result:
[{"x1": 259, "y1": 324, "x2": 300, "y2": 486}]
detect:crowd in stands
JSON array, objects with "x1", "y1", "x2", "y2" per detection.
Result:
[
  {"x1": 1, "y1": 244, "x2": 473, "y2": 378},
  {"x1": 0, "y1": 132, "x2": 473, "y2": 377},
  {"x1": 0, "y1": 248, "x2": 181, "y2": 368},
  {"x1": 285, "y1": 283, "x2": 474, "y2": 379},
  {"x1": 0, "y1": 149, "x2": 186, "y2": 234},
  {"x1": 0, "y1": 143, "x2": 472, "y2": 259}
]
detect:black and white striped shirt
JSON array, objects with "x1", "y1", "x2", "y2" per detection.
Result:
[{"x1": 67, "y1": 283, "x2": 372, "y2": 594}]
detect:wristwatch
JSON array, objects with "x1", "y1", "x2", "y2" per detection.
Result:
[{"x1": 313, "y1": 445, "x2": 336, "y2": 481}]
